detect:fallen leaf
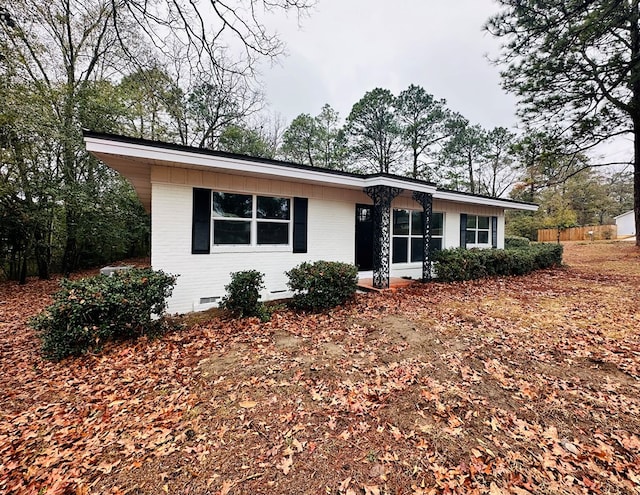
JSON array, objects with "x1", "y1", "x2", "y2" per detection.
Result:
[
  {"x1": 363, "y1": 485, "x2": 380, "y2": 495},
  {"x1": 338, "y1": 477, "x2": 352, "y2": 492},
  {"x1": 218, "y1": 479, "x2": 235, "y2": 495},
  {"x1": 276, "y1": 455, "x2": 293, "y2": 475}
]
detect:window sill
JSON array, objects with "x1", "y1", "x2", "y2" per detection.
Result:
[{"x1": 210, "y1": 245, "x2": 292, "y2": 254}]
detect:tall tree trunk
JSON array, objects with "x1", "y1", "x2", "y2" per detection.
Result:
[
  {"x1": 634, "y1": 118, "x2": 640, "y2": 246},
  {"x1": 61, "y1": 88, "x2": 78, "y2": 276},
  {"x1": 34, "y1": 227, "x2": 50, "y2": 279},
  {"x1": 467, "y1": 151, "x2": 475, "y2": 194},
  {"x1": 18, "y1": 252, "x2": 27, "y2": 285},
  {"x1": 630, "y1": 0, "x2": 640, "y2": 247}
]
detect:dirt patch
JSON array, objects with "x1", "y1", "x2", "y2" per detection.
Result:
[
  {"x1": 358, "y1": 314, "x2": 444, "y2": 361},
  {"x1": 198, "y1": 344, "x2": 252, "y2": 378},
  {"x1": 273, "y1": 331, "x2": 303, "y2": 351}
]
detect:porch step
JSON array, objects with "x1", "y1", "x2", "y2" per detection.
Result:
[{"x1": 357, "y1": 277, "x2": 416, "y2": 293}]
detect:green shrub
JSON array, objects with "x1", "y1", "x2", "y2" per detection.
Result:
[
  {"x1": 505, "y1": 235, "x2": 530, "y2": 249},
  {"x1": 430, "y1": 248, "x2": 486, "y2": 282},
  {"x1": 528, "y1": 242, "x2": 563, "y2": 268},
  {"x1": 220, "y1": 270, "x2": 270, "y2": 321},
  {"x1": 286, "y1": 260, "x2": 358, "y2": 311},
  {"x1": 31, "y1": 268, "x2": 177, "y2": 361},
  {"x1": 433, "y1": 243, "x2": 562, "y2": 282}
]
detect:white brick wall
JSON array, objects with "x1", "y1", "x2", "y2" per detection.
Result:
[
  {"x1": 151, "y1": 173, "x2": 507, "y2": 313},
  {"x1": 152, "y1": 183, "x2": 358, "y2": 314}
]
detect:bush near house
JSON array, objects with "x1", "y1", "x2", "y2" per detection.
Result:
[
  {"x1": 31, "y1": 269, "x2": 177, "y2": 361},
  {"x1": 220, "y1": 270, "x2": 271, "y2": 321},
  {"x1": 433, "y1": 244, "x2": 563, "y2": 282},
  {"x1": 505, "y1": 235, "x2": 531, "y2": 249},
  {"x1": 286, "y1": 261, "x2": 358, "y2": 311}
]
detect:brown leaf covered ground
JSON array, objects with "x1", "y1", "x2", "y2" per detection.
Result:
[{"x1": 1, "y1": 242, "x2": 639, "y2": 495}]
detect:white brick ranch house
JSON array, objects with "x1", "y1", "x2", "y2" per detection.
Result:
[{"x1": 84, "y1": 132, "x2": 538, "y2": 314}]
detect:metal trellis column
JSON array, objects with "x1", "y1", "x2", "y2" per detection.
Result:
[
  {"x1": 412, "y1": 191, "x2": 433, "y2": 282},
  {"x1": 364, "y1": 185, "x2": 403, "y2": 288}
]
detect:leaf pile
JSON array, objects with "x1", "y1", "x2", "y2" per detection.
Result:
[{"x1": 1, "y1": 242, "x2": 639, "y2": 494}]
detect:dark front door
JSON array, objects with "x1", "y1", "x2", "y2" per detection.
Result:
[{"x1": 355, "y1": 204, "x2": 373, "y2": 271}]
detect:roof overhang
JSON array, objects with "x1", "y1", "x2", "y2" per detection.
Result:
[
  {"x1": 84, "y1": 135, "x2": 437, "y2": 210},
  {"x1": 433, "y1": 190, "x2": 539, "y2": 211},
  {"x1": 614, "y1": 210, "x2": 634, "y2": 220},
  {"x1": 84, "y1": 133, "x2": 538, "y2": 213}
]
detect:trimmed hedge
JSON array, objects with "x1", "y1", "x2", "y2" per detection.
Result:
[
  {"x1": 31, "y1": 268, "x2": 177, "y2": 361},
  {"x1": 220, "y1": 270, "x2": 271, "y2": 321},
  {"x1": 505, "y1": 235, "x2": 530, "y2": 249},
  {"x1": 433, "y1": 243, "x2": 563, "y2": 282},
  {"x1": 286, "y1": 260, "x2": 358, "y2": 311}
]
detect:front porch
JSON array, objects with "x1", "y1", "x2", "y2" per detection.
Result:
[{"x1": 361, "y1": 185, "x2": 434, "y2": 289}]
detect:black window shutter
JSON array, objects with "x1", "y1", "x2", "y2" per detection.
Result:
[
  {"x1": 460, "y1": 213, "x2": 467, "y2": 249},
  {"x1": 491, "y1": 216, "x2": 498, "y2": 248},
  {"x1": 192, "y1": 188, "x2": 211, "y2": 254},
  {"x1": 293, "y1": 197, "x2": 308, "y2": 253}
]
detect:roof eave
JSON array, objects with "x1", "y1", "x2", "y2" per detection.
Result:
[{"x1": 84, "y1": 133, "x2": 538, "y2": 213}]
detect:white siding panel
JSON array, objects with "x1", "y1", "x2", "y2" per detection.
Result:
[
  {"x1": 307, "y1": 199, "x2": 355, "y2": 262},
  {"x1": 616, "y1": 211, "x2": 635, "y2": 236}
]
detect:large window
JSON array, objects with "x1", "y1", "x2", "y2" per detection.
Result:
[
  {"x1": 465, "y1": 215, "x2": 490, "y2": 245},
  {"x1": 213, "y1": 192, "x2": 290, "y2": 246},
  {"x1": 431, "y1": 212, "x2": 444, "y2": 251},
  {"x1": 392, "y1": 210, "x2": 444, "y2": 264}
]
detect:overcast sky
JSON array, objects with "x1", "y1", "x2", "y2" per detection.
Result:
[
  {"x1": 260, "y1": 0, "x2": 516, "y2": 129},
  {"x1": 257, "y1": 0, "x2": 633, "y2": 167}
]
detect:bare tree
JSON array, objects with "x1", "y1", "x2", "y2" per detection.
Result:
[{"x1": 0, "y1": 0, "x2": 315, "y2": 274}]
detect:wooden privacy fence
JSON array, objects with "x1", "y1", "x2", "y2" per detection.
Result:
[{"x1": 536, "y1": 225, "x2": 617, "y2": 242}]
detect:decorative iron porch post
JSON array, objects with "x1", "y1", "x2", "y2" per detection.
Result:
[
  {"x1": 364, "y1": 185, "x2": 403, "y2": 288},
  {"x1": 412, "y1": 191, "x2": 433, "y2": 282}
]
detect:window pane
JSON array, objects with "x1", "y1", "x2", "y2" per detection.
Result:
[
  {"x1": 467, "y1": 215, "x2": 477, "y2": 229},
  {"x1": 213, "y1": 192, "x2": 252, "y2": 218},
  {"x1": 411, "y1": 211, "x2": 424, "y2": 235},
  {"x1": 257, "y1": 196, "x2": 290, "y2": 220},
  {"x1": 478, "y1": 216, "x2": 490, "y2": 229},
  {"x1": 432, "y1": 212, "x2": 443, "y2": 236},
  {"x1": 257, "y1": 222, "x2": 289, "y2": 244},
  {"x1": 213, "y1": 220, "x2": 251, "y2": 244},
  {"x1": 466, "y1": 230, "x2": 476, "y2": 244},
  {"x1": 392, "y1": 237, "x2": 408, "y2": 263},
  {"x1": 429, "y1": 237, "x2": 442, "y2": 252},
  {"x1": 478, "y1": 231, "x2": 489, "y2": 244},
  {"x1": 357, "y1": 206, "x2": 371, "y2": 223},
  {"x1": 393, "y1": 209, "x2": 410, "y2": 235},
  {"x1": 411, "y1": 238, "x2": 424, "y2": 262}
]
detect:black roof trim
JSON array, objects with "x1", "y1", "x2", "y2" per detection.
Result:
[{"x1": 83, "y1": 130, "x2": 537, "y2": 207}]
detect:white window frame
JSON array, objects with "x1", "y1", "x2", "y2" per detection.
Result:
[
  {"x1": 466, "y1": 214, "x2": 491, "y2": 247},
  {"x1": 391, "y1": 209, "x2": 444, "y2": 265},
  {"x1": 391, "y1": 209, "x2": 414, "y2": 265},
  {"x1": 212, "y1": 192, "x2": 292, "y2": 252},
  {"x1": 431, "y1": 212, "x2": 444, "y2": 252}
]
